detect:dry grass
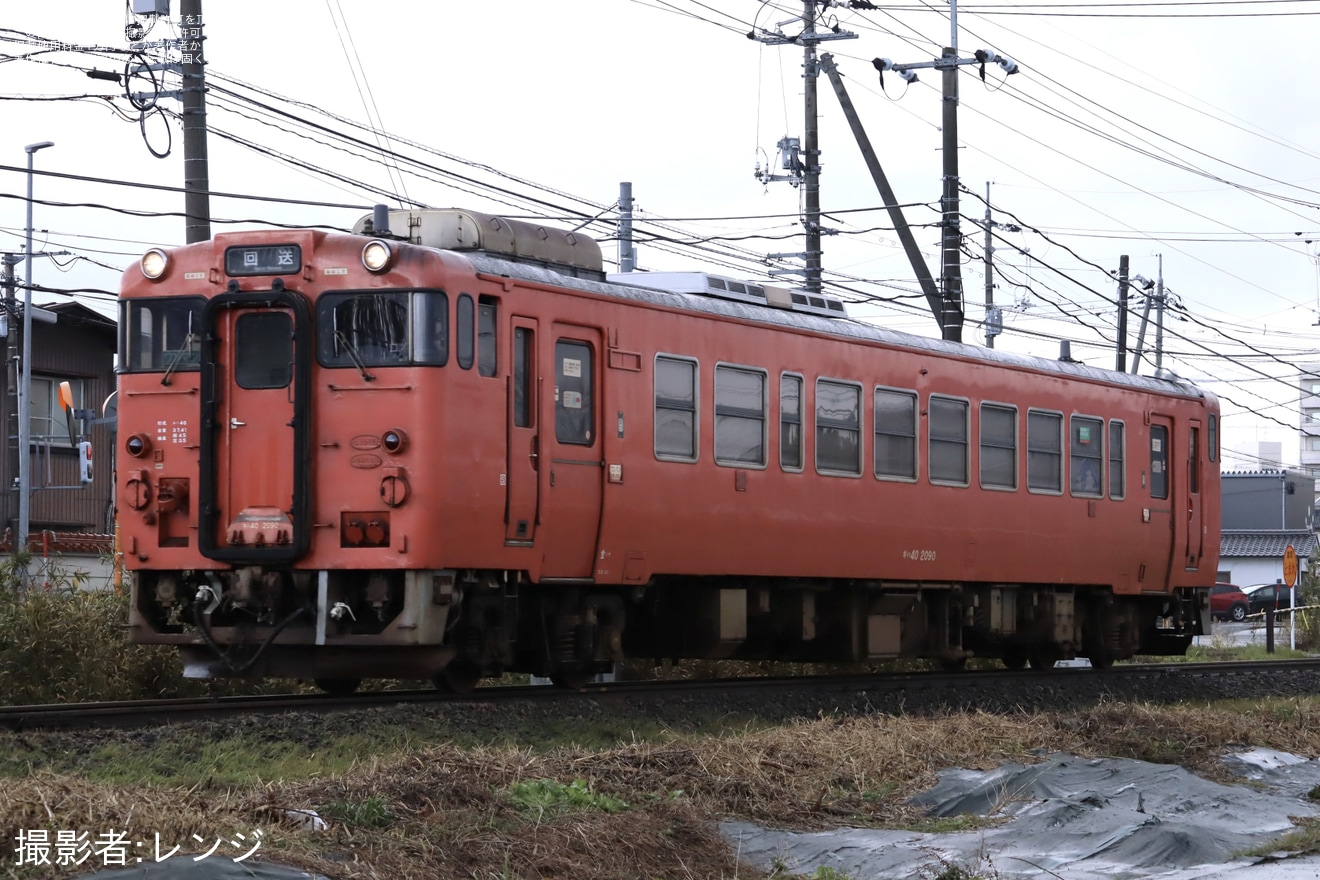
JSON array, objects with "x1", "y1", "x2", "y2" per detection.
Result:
[{"x1": 6, "y1": 698, "x2": 1320, "y2": 879}]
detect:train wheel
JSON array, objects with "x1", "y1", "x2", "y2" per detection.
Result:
[
  {"x1": 435, "y1": 663, "x2": 481, "y2": 695},
  {"x1": 1002, "y1": 654, "x2": 1027, "y2": 670},
  {"x1": 315, "y1": 678, "x2": 361, "y2": 696},
  {"x1": 1029, "y1": 647, "x2": 1063, "y2": 670},
  {"x1": 1087, "y1": 651, "x2": 1115, "y2": 670},
  {"x1": 550, "y1": 669, "x2": 592, "y2": 691}
]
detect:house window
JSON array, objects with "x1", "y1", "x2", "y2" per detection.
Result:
[
  {"x1": 30, "y1": 376, "x2": 85, "y2": 445},
  {"x1": 874, "y1": 388, "x2": 917, "y2": 480}
]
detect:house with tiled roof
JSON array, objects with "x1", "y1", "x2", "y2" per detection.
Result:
[{"x1": 1218, "y1": 470, "x2": 1316, "y2": 586}]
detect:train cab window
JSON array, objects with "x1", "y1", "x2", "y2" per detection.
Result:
[
  {"x1": 1208, "y1": 415, "x2": 1218, "y2": 462},
  {"x1": 816, "y1": 379, "x2": 861, "y2": 476},
  {"x1": 457, "y1": 294, "x2": 474, "y2": 370},
  {"x1": 119, "y1": 296, "x2": 205, "y2": 373},
  {"x1": 780, "y1": 374, "x2": 803, "y2": 472},
  {"x1": 875, "y1": 388, "x2": 917, "y2": 481},
  {"x1": 655, "y1": 355, "x2": 698, "y2": 461},
  {"x1": 1027, "y1": 409, "x2": 1063, "y2": 494},
  {"x1": 714, "y1": 364, "x2": 767, "y2": 467},
  {"x1": 929, "y1": 395, "x2": 969, "y2": 486},
  {"x1": 513, "y1": 327, "x2": 533, "y2": 428},
  {"x1": 555, "y1": 340, "x2": 594, "y2": 446},
  {"x1": 477, "y1": 296, "x2": 497, "y2": 377},
  {"x1": 1149, "y1": 425, "x2": 1169, "y2": 499},
  {"x1": 1069, "y1": 416, "x2": 1104, "y2": 497},
  {"x1": 234, "y1": 312, "x2": 293, "y2": 389},
  {"x1": 1109, "y1": 421, "x2": 1126, "y2": 500},
  {"x1": 1189, "y1": 426, "x2": 1200, "y2": 494},
  {"x1": 318, "y1": 291, "x2": 448, "y2": 367},
  {"x1": 979, "y1": 403, "x2": 1017, "y2": 490}
]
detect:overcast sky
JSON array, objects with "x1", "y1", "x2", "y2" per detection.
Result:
[{"x1": 2, "y1": 0, "x2": 1317, "y2": 467}]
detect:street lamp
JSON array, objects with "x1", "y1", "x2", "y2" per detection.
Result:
[{"x1": 18, "y1": 140, "x2": 53, "y2": 577}]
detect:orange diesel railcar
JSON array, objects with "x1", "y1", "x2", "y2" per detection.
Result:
[{"x1": 119, "y1": 209, "x2": 1218, "y2": 692}]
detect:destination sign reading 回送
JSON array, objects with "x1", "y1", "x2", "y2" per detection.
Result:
[{"x1": 224, "y1": 244, "x2": 302, "y2": 276}]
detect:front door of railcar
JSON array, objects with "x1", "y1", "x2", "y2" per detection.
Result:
[
  {"x1": 1146, "y1": 415, "x2": 1177, "y2": 589},
  {"x1": 535, "y1": 325, "x2": 604, "y2": 579},
  {"x1": 199, "y1": 288, "x2": 313, "y2": 563},
  {"x1": 505, "y1": 317, "x2": 539, "y2": 545},
  {"x1": 1185, "y1": 420, "x2": 1203, "y2": 571}
]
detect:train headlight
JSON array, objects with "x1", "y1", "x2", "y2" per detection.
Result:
[
  {"x1": 140, "y1": 248, "x2": 170, "y2": 280},
  {"x1": 382, "y1": 429, "x2": 408, "y2": 454},
  {"x1": 361, "y1": 240, "x2": 393, "y2": 273},
  {"x1": 125, "y1": 433, "x2": 152, "y2": 458}
]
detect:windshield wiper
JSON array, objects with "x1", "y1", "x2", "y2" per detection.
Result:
[
  {"x1": 160, "y1": 331, "x2": 196, "y2": 387},
  {"x1": 335, "y1": 330, "x2": 376, "y2": 382}
]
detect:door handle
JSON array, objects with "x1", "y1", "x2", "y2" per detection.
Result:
[{"x1": 231, "y1": 417, "x2": 246, "y2": 428}]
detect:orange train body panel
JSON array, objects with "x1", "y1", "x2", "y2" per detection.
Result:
[{"x1": 117, "y1": 212, "x2": 1219, "y2": 686}]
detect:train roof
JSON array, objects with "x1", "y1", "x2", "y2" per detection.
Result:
[{"x1": 464, "y1": 251, "x2": 1211, "y2": 402}]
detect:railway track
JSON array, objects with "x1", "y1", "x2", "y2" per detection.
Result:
[{"x1": 4, "y1": 658, "x2": 1318, "y2": 732}]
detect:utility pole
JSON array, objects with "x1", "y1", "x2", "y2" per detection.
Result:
[
  {"x1": 618, "y1": 182, "x2": 635, "y2": 273},
  {"x1": 180, "y1": 0, "x2": 211, "y2": 242},
  {"x1": 1115, "y1": 255, "x2": 1130, "y2": 372},
  {"x1": 940, "y1": 46, "x2": 962, "y2": 341},
  {"x1": 750, "y1": 3, "x2": 855, "y2": 295},
  {"x1": 975, "y1": 182, "x2": 1019, "y2": 349},
  {"x1": 802, "y1": 0, "x2": 822, "y2": 294},
  {"x1": 2, "y1": 255, "x2": 16, "y2": 554},
  {"x1": 1153, "y1": 254, "x2": 1166, "y2": 373}
]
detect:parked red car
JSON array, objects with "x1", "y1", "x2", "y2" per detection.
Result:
[{"x1": 1210, "y1": 583, "x2": 1249, "y2": 622}]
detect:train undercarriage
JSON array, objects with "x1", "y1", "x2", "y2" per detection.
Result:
[{"x1": 128, "y1": 567, "x2": 1211, "y2": 693}]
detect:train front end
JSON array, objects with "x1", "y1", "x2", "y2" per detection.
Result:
[{"x1": 119, "y1": 229, "x2": 462, "y2": 688}]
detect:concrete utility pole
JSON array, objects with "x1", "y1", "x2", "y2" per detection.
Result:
[
  {"x1": 975, "y1": 182, "x2": 1019, "y2": 349},
  {"x1": 18, "y1": 141, "x2": 54, "y2": 580},
  {"x1": 802, "y1": 0, "x2": 822, "y2": 294},
  {"x1": 750, "y1": 3, "x2": 855, "y2": 294},
  {"x1": 618, "y1": 182, "x2": 635, "y2": 273},
  {"x1": 180, "y1": 0, "x2": 211, "y2": 242},
  {"x1": 1153, "y1": 254, "x2": 1166, "y2": 373},
  {"x1": 939, "y1": 46, "x2": 963, "y2": 341},
  {"x1": 1115, "y1": 255, "x2": 1130, "y2": 372}
]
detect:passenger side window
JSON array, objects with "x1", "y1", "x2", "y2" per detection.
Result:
[
  {"x1": 655, "y1": 355, "x2": 698, "y2": 461},
  {"x1": 1027, "y1": 410, "x2": 1063, "y2": 493},
  {"x1": 1070, "y1": 416, "x2": 1104, "y2": 497},
  {"x1": 928, "y1": 395, "x2": 969, "y2": 486},
  {"x1": 874, "y1": 388, "x2": 917, "y2": 481},
  {"x1": 714, "y1": 365, "x2": 767, "y2": 467},
  {"x1": 1108, "y1": 421, "x2": 1126, "y2": 500},
  {"x1": 816, "y1": 379, "x2": 861, "y2": 476},
  {"x1": 780, "y1": 374, "x2": 803, "y2": 472},
  {"x1": 980, "y1": 403, "x2": 1016, "y2": 490}
]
